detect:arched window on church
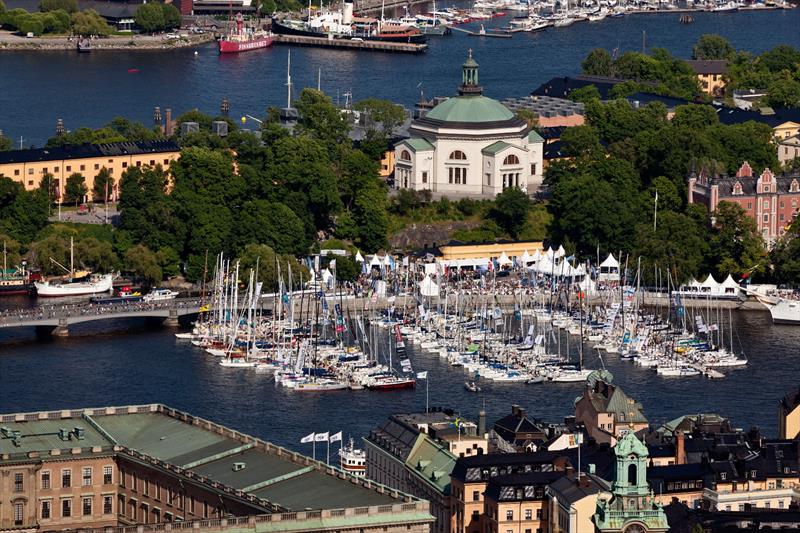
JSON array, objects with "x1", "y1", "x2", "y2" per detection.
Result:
[
  {"x1": 503, "y1": 154, "x2": 520, "y2": 166},
  {"x1": 449, "y1": 150, "x2": 467, "y2": 161},
  {"x1": 399, "y1": 150, "x2": 411, "y2": 162},
  {"x1": 628, "y1": 464, "x2": 637, "y2": 486}
]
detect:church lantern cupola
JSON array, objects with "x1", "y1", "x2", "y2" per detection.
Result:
[{"x1": 459, "y1": 50, "x2": 483, "y2": 96}]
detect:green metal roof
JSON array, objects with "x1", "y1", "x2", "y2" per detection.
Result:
[
  {"x1": 528, "y1": 130, "x2": 544, "y2": 143},
  {"x1": 481, "y1": 141, "x2": 513, "y2": 155},
  {"x1": 404, "y1": 435, "x2": 456, "y2": 496},
  {"x1": 0, "y1": 418, "x2": 112, "y2": 456},
  {"x1": 425, "y1": 95, "x2": 515, "y2": 123},
  {"x1": 402, "y1": 137, "x2": 435, "y2": 152},
  {"x1": 614, "y1": 433, "x2": 649, "y2": 458}
]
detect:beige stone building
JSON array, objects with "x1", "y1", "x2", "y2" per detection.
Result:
[
  {"x1": 546, "y1": 473, "x2": 609, "y2": 533},
  {"x1": 574, "y1": 371, "x2": 648, "y2": 446},
  {"x1": 779, "y1": 135, "x2": 800, "y2": 168},
  {"x1": 685, "y1": 60, "x2": 728, "y2": 96},
  {"x1": 0, "y1": 141, "x2": 180, "y2": 202},
  {"x1": 0, "y1": 404, "x2": 433, "y2": 533}
]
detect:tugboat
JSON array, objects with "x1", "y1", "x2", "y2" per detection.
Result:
[
  {"x1": 339, "y1": 438, "x2": 366, "y2": 477},
  {"x1": 219, "y1": 13, "x2": 273, "y2": 53},
  {"x1": 0, "y1": 244, "x2": 36, "y2": 295}
]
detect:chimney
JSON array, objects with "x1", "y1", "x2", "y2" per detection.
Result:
[
  {"x1": 478, "y1": 409, "x2": 486, "y2": 437},
  {"x1": 518, "y1": 408, "x2": 527, "y2": 420},
  {"x1": 512, "y1": 404, "x2": 520, "y2": 417},
  {"x1": 165, "y1": 108, "x2": 173, "y2": 137},
  {"x1": 676, "y1": 432, "x2": 686, "y2": 465}
]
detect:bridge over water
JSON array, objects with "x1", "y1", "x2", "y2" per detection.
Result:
[{"x1": 0, "y1": 299, "x2": 206, "y2": 336}]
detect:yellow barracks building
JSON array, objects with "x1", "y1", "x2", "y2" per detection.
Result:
[
  {"x1": 435, "y1": 240, "x2": 544, "y2": 264},
  {"x1": 0, "y1": 140, "x2": 180, "y2": 201}
]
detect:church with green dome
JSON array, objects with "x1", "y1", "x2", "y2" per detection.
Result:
[{"x1": 394, "y1": 51, "x2": 544, "y2": 198}]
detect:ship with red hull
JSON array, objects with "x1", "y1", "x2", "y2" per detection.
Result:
[{"x1": 219, "y1": 13, "x2": 273, "y2": 54}]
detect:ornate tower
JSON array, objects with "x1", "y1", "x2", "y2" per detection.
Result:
[
  {"x1": 593, "y1": 433, "x2": 669, "y2": 533},
  {"x1": 458, "y1": 50, "x2": 483, "y2": 96}
]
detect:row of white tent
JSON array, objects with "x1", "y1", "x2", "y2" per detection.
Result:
[{"x1": 678, "y1": 274, "x2": 742, "y2": 295}]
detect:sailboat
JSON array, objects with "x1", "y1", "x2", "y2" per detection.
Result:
[{"x1": 34, "y1": 237, "x2": 113, "y2": 297}]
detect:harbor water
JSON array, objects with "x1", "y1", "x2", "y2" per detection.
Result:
[
  {"x1": 0, "y1": 309, "x2": 798, "y2": 449},
  {"x1": 0, "y1": 9, "x2": 799, "y2": 146}
]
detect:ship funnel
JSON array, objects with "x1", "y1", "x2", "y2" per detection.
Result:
[{"x1": 343, "y1": 0, "x2": 353, "y2": 25}]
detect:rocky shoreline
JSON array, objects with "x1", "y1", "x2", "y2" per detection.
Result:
[{"x1": 0, "y1": 31, "x2": 216, "y2": 51}]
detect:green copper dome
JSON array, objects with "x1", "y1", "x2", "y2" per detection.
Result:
[{"x1": 425, "y1": 95, "x2": 516, "y2": 123}]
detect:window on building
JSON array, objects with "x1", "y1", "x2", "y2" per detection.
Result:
[
  {"x1": 27, "y1": 180, "x2": 33, "y2": 186},
  {"x1": 14, "y1": 169, "x2": 19, "y2": 176},
  {"x1": 41, "y1": 500, "x2": 51, "y2": 519},
  {"x1": 103, "y1": 466, "x2": 113, "y2": 485},
  {"x1": 720, "y1": 472, "x2": 726, "y2": 481},
  {"x1": 725, "y1": 505, "x2": 731, "y2": 512},
  {"x1": 449, "y1": 150, "x2": 467, "y2": 160},
  {"x1": 747, "y1": 202, "x2": 753, "y2": 209},
  {"x1": 525, "y1": 509, "x2": 532, "y2": 520},
  {"x1": 400, "y1": 150, "x2": 411, "y2": 161},
  {"x1": 764, "y1": 200, "x2": 770, "y2": 209},
  {"x1": 83, "y1": 467, "x2": 92, "y2": 486},
  {"x1": 163, "y1": 159, "x2": 169, "y2": 165},
  {"x1": 422, "y1": 171, "x2": 428, "y2": 184},
  {"x1": 143, "y1": 478, "x2": 150, "y2": 496},
  {"x1": 80, "y1": 165, "x2": 86, "y2": 171},
  {"x1": 536, "y1": 508, "x2": 542, "y2": 519},
  {"x1": 43, "y1": 167, "x2": 48, "y2": 173},
  {"x1": 94, "y1": 164, "x2": 100, "y2": 170},
  {"x1": 83, "y1": 497, "x2": 92, "y2": 516},
  {"x1": 62, "y1": 469, "x2": 71, "y2": 488},
  {"x1": 763, "y1": 214, "x2": 769, "y2": 222},
  {"x1": 506, "y1": 510, "x2": 514, "y2": 521},
  {"x1": 28, "y1": 168, "x2": 33, "y2": 175},
  {"x1": 14, "y1": 503, "x2": 24, "y2": 526},
  {"x1": 66, "y1": 166, "x2": 71, "y2": 172},
  {"x1": 103, "y1": 496, "x2": 113, "y2": 515},
  {"x1": 503, "y1": 154, "x2": 520, "y2": 165},
  {"x1": 149, "y1": 160, "x2": 155, "y2": 166},
  {"x1": 165, "y1": 512, "x2": 173, "y2": 522},
  {"x1": 203, "y1": 501, "x2": 209, "y2": 518},
  {"x1": 122, "y1": 162, "x2": 128, "y2": 168},
  {"x1": 473, "y1": 490, "x2": 480, "y2": 501},
  {"x1": 42, "y1": 471, "x2": 50, "y2": 489},
  {"x1": 780, "y1": 500, "x2": 785, "y2": 508},
  {"x1": 142, "y1": 504, "x2": 149, "y2": 524},
  {"x1": 14, "y1": 472, "x2": 23, "y2": 492},
  {"x1": 738, "y1": 504, "x2": 745, "y2": 511},
  {"x1": 62, "y1": 499, "x2": 72, "y2": 518}
]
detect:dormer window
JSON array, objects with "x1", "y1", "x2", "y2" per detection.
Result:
[
  {"x1": 720, "y1": 472, "x2": 727, "y2": 480},
  {"x1": 791, "y1": 179, "x2": 799, "y2": 193},
  {"x1": 733, "y1": 182, "x2": 743, "y2": 195}
]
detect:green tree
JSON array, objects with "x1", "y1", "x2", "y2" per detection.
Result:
[
  {"x1": 118, "y1": 165, "x2": 179, "y2": 251},
  {"x1": 672, "y1": 104, "x2": 719, "y2": 130},
  {"x1": 766, "y1": 77, "x2": 800, "y2": 109},
  {"x1": 75, "y1": 237, "x2": 117, "y2": 272},
  {"x1": 331, "y1": 255, "x2": 359, "y2": 282},
  {"x1": 161, "y1": 3, "x2": 181, "y2": 29},
  {"x1": 582, "y1": 48, "x2": 613, "y2": 77},
  {"x1": 757, "y1": 44, "x2": 800, "y2": 73},
  {"x1": 64, "y1": 173, "x2": 87, "y2": 206},
  {"x1": 0, "y1": 133, "x2": 11, "y2": 151},
  {"x1": 26, "y1": 233, "x2": 71, "y2": 274},
  {"x1": 354, "y1": 98, "x2": 405, "y2": 136},
  {"x1": 0, "y1": 0, "x2": 6, "y2": 14},
  {"x1": 124, "y1": 244, "x2": 162, "y2": 285},
  {"x1": 0, "y1": 234, "x2": 22, "y2": 268},
  {"x1": 560, "y1": 125, "x2": 603, "y2": 158},
  {"x1": 514, "y1": 108, "x2": 538, "y2": 128},
  {"x1": 568, "y1": 85, "x2": 601, "y2": 104},
  {"x1": 234, "y1": 199, "x2": 309, "y2": 256},
  {"x1": 236, "y1": 244, "x2": 307, "y2": 290},
  {"x1": 692, "y1": 34, "x2": 735, "y2": 60},
  {"x1": 39, "y1": 0, "x2": 76, "y2": 12},
  {"x1": 70, "y1": 9, "x2": 111, "y2": 36},
  {"x1": 156, "y1": 246, "x2": 181, "y2": 278},
  {"x1": 488, "y1": 187, "x2": 530, "y2": 239},
  {"x1": 709, "y1": 201, "x2": 765, "y2": 277},
  {"x1": 294, "y1": 88, "x2": 351, "y2": 155},
  {"x1": 633, "y1": 210, "x2": 708, "y2": 285},
  {"x1": 92, "y1": 167, "x2": 114, "y2": 203},
  {"x1": 134, "y1": 3, "x2": 165, "y2": 33},
  {"x1": 352, "y1": 181, "x2": 389, "y2": 251}
]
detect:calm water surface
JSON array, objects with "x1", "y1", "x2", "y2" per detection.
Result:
[
  {"x1": 1, "y1": 9, "x2": 799, "y2": 145},
  {"x1": 0, "y1": 310, "x2": 798, "y2": 449}
]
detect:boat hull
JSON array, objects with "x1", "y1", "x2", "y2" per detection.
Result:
[
  {"x1": 219, "y1": 36, "x2": 274, "y2": 53},
  {"x1": 34, "y1": 274, "x2": 113, "y2": 297}
]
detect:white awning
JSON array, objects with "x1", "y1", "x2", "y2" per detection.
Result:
[
  {"x1": 418, "y1": 275, "x2": 439, "y2": 298},
  {"x1": 497, "y1": 252, "x2": 512, "y2": 266}
]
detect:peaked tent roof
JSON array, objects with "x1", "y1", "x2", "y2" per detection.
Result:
[{"x1": 599, "y1": 253, "x2": 619, "y2": 269}]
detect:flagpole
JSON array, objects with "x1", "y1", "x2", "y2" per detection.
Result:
[
  {"x1": 313, "y1": 440, "x2": 316, "y2": 461},
  {"x1": 327, "y1": 439, "x2": 331, "y2": 465},
  {"x1": 653, "y1": 190, "x2": 658, "y2": 231},
  {"x1": 426, "y1": 376, "x2": 429, "y2": 413}
]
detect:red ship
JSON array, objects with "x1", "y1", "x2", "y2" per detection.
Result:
[{"x1": 219, "y1": 13, "x2": 273, "y2": 54}]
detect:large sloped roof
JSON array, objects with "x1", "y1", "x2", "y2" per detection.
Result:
[{"x1": 425, "y1": 95, "x2": 515, "y2": 124}]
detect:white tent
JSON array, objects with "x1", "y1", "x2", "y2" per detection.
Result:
[
  {"x1": 321, "y1": 268, "x2": 334, "y2": 285},
  {"x1": 599, "y1": 253, "x2": 619, "y2": 269},
  {"x1": 532, "y1": 249, "x2": 542, "y2": 262},
  {"x1": 720, "y1": 274, "x2": 741, "y2": 294},
  {"x1": 597, "y1": 253, "x2": 620, "y2": 282},
  {"x1": 520, "y1": 250, "x2": 532, "y2": 265},
  {"x1": 355, "y1": 251, "x2": 365, "y2": 263},
  {"x1": 418, "y1": 275, "x2": 440, "y2": 298},
  {"x1": 382, "y1": 255, "x2": 392, "y2": 266},
  {"x1": 556, "y1": 245, "x2": 566, "y2": 258},
  {"x1": 700, "y1": 274, "x2": 720, "y2": 291},
  {"x1": 497, "y1": 252, "x2": 512, "y2": 266},
  {"x1": 369, "y1": 255, "x2": 382, "y2": 267}
]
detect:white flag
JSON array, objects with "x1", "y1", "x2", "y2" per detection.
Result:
[
  {"x1": 315, "y1": 432, "x2": 329, "y2": 442},
  {"x1": 300, "y1": 432, "x2": 315, "y2": 443},
  {"x1": 329, "y1": 431, "x2": 342, "y2": 443},
  {"x1": 416, "y1": 371, "x2": 428, "y2": 379},
  {"x1": 330, "y1": 259, "x2": 336, "y2": 270}
]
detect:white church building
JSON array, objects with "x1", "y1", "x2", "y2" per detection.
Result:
[{"x1": 394, "y1": 51, "x2": 544, "y2": 198}]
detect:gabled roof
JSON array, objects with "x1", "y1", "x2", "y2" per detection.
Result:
[
  {"x1": 685, "y1": 59, "x2": 729, "y2": 75},
  {"x1": 528, "y1": 130, "x2": 544, "y2": 143},
  {"x1": 404, "y1": 435, "x2": 456, "y2": 495},
  {"x1": 481, "y1": 140, "x2": 513, "y2": 155},
  {"x1": 400, "y1": 137, "x2": 435, "y2": 152}
]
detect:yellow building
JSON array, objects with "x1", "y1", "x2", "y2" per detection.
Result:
[
  {"x1": 685, "y1": 60, "x2": 728, "y2": 96},
  {"x1": 483, "y1": 472, "x2": 561, "y2": 533},
  {"x1": 774, "y1": 120, "x2": 800, "y2": 140},
  {"x1": 438, "y1": 241, "x2": 544, "y2": 262},
  {"x1": 0, "y1": 141, "x2": 181, "y2": 202},
  {"x1": 547, "y1": 473, "x2": 609, "y2": 533},
  {"x1": 779, "y1": 389, "x2": 800, "y2": 440}
]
